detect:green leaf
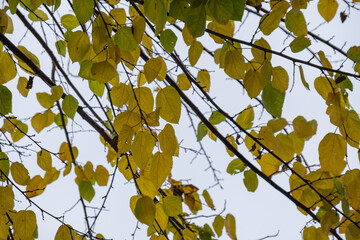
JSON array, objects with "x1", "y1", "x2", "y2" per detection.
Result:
[
  {"x1": 73, "y1": 0, "x2": 94, "y2": 24},
  {"x1": 169, "y1": 0, "x2": 188, "y2": 21},
  {"x1": 91, "y1": 61, "x2": 118, "y2": 84},
  {"x1": 54, "y1": 113, "x2": 68, "y2": 129},
  {"x1": 12, "y1": 210, "x2": 37, "y2": 240},
  {"x1": 208, "y1": 0, "x2": 233, "y2": 25},
  {"x1": 134, "y1": 196, "x2": 156, "y2": 225},
  {"x1": 88, "y1": 80, "x2": 105, "y2": 97},
  {"x1": 62, "y1": 94, "x2": 79, "y2": 119},
  {"x1": 243, "y1": 169, "x2": 258, "y2": 192},
  {"x1": 230, "y1": 0, "x2": 246, "y2": 21},
  {"x1": 114, "y1": 27, "x2": 138, "y2": 51},
  {"x1": 163, "y1": 196, "x2": 182, "y2": 216},
  {"x1": 185, "y1": 3, "x2": 206, "y2": 38},
  {"x1": 68, "y1": 31, "x2": 90, "y2": 62},
  {"x1": 226, "y1": 158, "x2": 246, "y2": 175},
  {"x1": 209, "y1": 111, "x2": 225, "y2": 125},
  {"x1": 60, "y1": 14, "x2": 79, "y2": 30},
  {"x1": 160, "y1": 29, "x2": 177, "y2": 53},
  {"x1": 236, "y1": 105, "x2": 254, "y2": 130},
  {"x1": 225, "y1": 213, "x2": 237, "y2": 240},
  {"x1": 79, "y1": 180, "x2": 95, "y2": 202},
  {"x1": 261, "y1": 84, "x2": 285, "y2": 118},
  {"x1": 197, "y1": 122, "x2": 207, "y2": 141},
  {"x1": 0, "y1": 85, "x2": 12, "y2": 115},
  {"x1": 285, "y1": 9, "x2": 307, "y2": 36},
  {"x1": 55, "y1": 40, "x2": 67, "y2": 57},
  {"x1": 347, "y1": 46, "x2": 360, "y2": 62},
  {"x1": 290, "y1": 36, "x2": 311, "y2": 53},
  {"x1": 37, "y1": 92, "x2": 54, "y2": 109},
  {"x1": 144, "y1": 0, "x2": 167, "y2": 34},
  {"x1": 0, "y1": 152, "x2": 10, "y2": 181},
  {"x1": 212, "y1": 215, "x2": 224, "y2": 237}
]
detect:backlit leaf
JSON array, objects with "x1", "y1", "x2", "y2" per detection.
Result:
[
  {"x1": 343, "y1": 169, "x2": 360, "y2": 211},
  {"x1": 91, "y1": 61, "x2": 118, "y2": 84},
  {"x1": 236, "y1": 105, "x2": 254, "y2": 129},
  {"x1": 68, "y1": 31, "x2": 90, "y2": 62},
  {"x1": 10, "y1": 120, "x2": 27, "y2": 142},
  {"x1": 62, "y1": 94, "x2": 78, "y2": 119},
  {"x1": 225, "y1": 213, "x2": 237, "y2": 240},
  {"x1": 314, "y1": 76, "x2": 335, "y2": 100},
  {"x1": 197, "y1": 70, "x2": 210, "y2": 92},
  {"x1": 203, "y1": 190, "x2": 215, "y2": 210},
  {"x1": 318, "y1": 0, "x2": 338, "y2": 22},
  {"x1": 319, "y1": 133, "x2": 346, "y2": 175},
  {"x1": 299, "y1": 65, "x2": 310, "y2": 90},
  {"x1": 134, "y1": 195, "x2": 156, "y2": 225},
  {"x1": 111, "y1": 83, "x2": 130, "y2": 108},
  {"x1": 318, "y1": 50, "x2": 333, "y2": 76},
  {"x1": 303, "y1": 226, "x2": 328, "y2": 240},
  {"x1": 95, "y1": 165, "x2": 109, "y2": 186},
  {"x1": 150, "y1": 152, "x2": 173, "y2": 189},
  {"x1": 0, "y1": 85, "x2": 12, "y2": 115},
  {"x1": 144, "y1": 57, "x2": 162, "y2": 83},
  {"x1": 54, "y1": 225, "x2": 77, "y2": 240},
  {"x1": 163, "y1": 196, "x2": 182, "y2": 217},
  {"x1": 285, "y1": 9, "x2": 307, "y2": 36},
  {"x1": 160, "y1": 29, "x2": 177, "y2": 53},
  {"x1": 144, "y1": 0, "x2": 167, "y2": 34},
  {"x1": 28, "y1": 9, "x2": 48, "y2": 21},
  {"x1": 37, "y1": 92, "x2": 54, "y2": 109},
  {"x1": 11, "y1": 162, "x2": 30, "y2": 185},
  {"x1": 189, "y1": 40, "x2": 203, "y2": 66},
  {"x1": 73, "y1": 0, "x2": 94, "y2": 24},
  {"x1": 225, "y1": 135, "x2": 237, "y2": 157},
  {"x1": 209, "y1": 111, "x2": 225, "y2": 125},
  {"x1": 208, "y1": 0, "x2": 233, "y2": 24},
  {"x1": 12, "y1": 210, "x2": 37, "y2": 240},
  {"x1": 230, "y1": 0, "x2": 246, "y2": 21},
  {"x1": 207, "y1": 20, "x2": 234, "y2": 44},
  {"x1": 290, "y1": 36, "x2": 311, "y2": 53},
  {"x1": 197, "y1": 122, "x2": 207, "y2": 141},
  {"x1": 0, "y1": 185, "x2": 14, "y2": 214},
  {"x1": 251, "y1": 38, "x2": 272, "y2": 64},
  {"x1": 226, "y1": 158, "x2": 246, "y2": 175},
  {"x1": 79, "y1": 180, "x2": 95, "y2": 202},
  {"x1": 159, "y1": 124, "x2": 179, "y2": 156},
  {"x1": 293, "y1": 116, "x2": 317, "y2": 140},
  {"x1": 259, "y1": 1, "x2": 290, "y2": 35},
  {"x1": 0, "y1": 152, "x2": 10, "y2": 182},
  {"x1": 60, "y1": 14, "x2": 79, "y2": 30},
  {"x1": 347, "y1": 46, "x2": 360, "y2": 62},
  {"x1": 244, "y1": 70, "x2": 264, "y2": 98},
  {"x1": 0, "y1": 51, "x2": 16, "y2": 84},
  {"x1": 37, "y1": 150, "x2": 52, "y2": 171},
  {"x1": 271, "y1": 66, "x2": 289, "y2": 93},
  {"x1": 26, "y1": 175, "x2": 46, "y2": 198},
  {"x1": 114, "y1": 26, "x2": 138, "y2": 51},
  {"x1": 131, "y1": 130, "x2": 156, "y2": 170},
  {"x1": 177, "y1": 73, "x2": 191, "y2": 90},
  {"x1": 213, "y1": 215, "x2": 224, "y2": 237},
  {"x1": 262, "y1": 84, "x2": 285, "y2": 117},
  {"x1": 267, "y1": 118, "x2": 287, "y2": 132},
  {"x1": 257, "y1": 153, "x2": 281, "y2": 176},
  {"x1": 156, "y1": 86, "x2": 181, "y2": 123},
  {"x1": 184, "y1": 3, "x2": 206, "y2": 38},
  {"x1": 17, "y1": 77, "x2": 29, "y2": 97},
  {"x1": 243, "y1": 169, "x2": 258, "y2": 192},
  {"x1": 224, "y1": 49, "x2": 246, "y2": 79}
]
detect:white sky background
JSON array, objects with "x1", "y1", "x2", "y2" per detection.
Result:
[{"x1": 2, "y1": 0, "x2": 360, "y2": 239}]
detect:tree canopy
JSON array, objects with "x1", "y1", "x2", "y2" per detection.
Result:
[{"x1": 0, "y1": 0, "x2": 360, "y2": 239}]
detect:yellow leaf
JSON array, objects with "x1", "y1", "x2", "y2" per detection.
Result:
[
  {"x1": 319, "y1": 133, "x2": 346, "y2": 175},
  {"x1": 55, "y1": 225, "x2": 77, "y2": 240},
  {"x1": 273, "y1": 133, "x2": 295, "y2": 162},
  {"x1": 11, "y1": 162, "x2": 30, "y2": 185},
  {"x1": 113, "y1": 110, "x2": 142, "y2": 132},
  {"x1": 343, "y1": 169, "x2": 360, "y2": 211},
  {"x1": 258, "y1": 126, "x2": 276, "y2": 150},
  {"x1": 117, "y1": 124, "x2": 134, "y2": 153},
  {"x1": 207, "y1": 20, "x2": 234, "y2": 44},
  {"x1": 95, "y1": 165, "x2": 109, "y2": 186},
  {"x1": 196, "y1": 70, "x2": 210, "y2": 92},
  {"x1": 303, "y1": 226, "x2": 328, "y2": 240},
  {"x1": 318, "y1": 50, "x2": 333, "y2": 76},
  {"x1": 235, "y1": 105, "x2": 254, "y2": 130},
  {"x1": 134, "y1": 196, "x2": 156, "y2": 225},
  {"x1": 10, "y1": 120, "x2": 28, "y2": 142},
  {"x1": 213, "y1": 215, "x2": 224, "y2": 237},
  {"x1": 144, "y1": 57, "x2": 162, "y2": 83},
  {"x1": 110, "y1": 8, "x2": 126, "y2": 26},
  {"x1": 155, "y1": 203, "x2": 168, "y2": 231},
  {"x1": 184, "y1": 192, "x2": 202, "y2": 214},
  {"x1": 0, "y1": 185, "x2": 14, "y2": 214},
  {"x1": 177, "y1": 73, "x2": 191, "y2": 91},
  {"x1": 128, "y1": 87, "x2": 154, "y2": 114},
  {"x1": 189, "y1": 40, "x2": 203, "y2": 66},
  {"x1": 17, "y1": 77, "x2": 30, "y2": 97},
  {"x1": 259, "y1": 1, "x2": 290, "y2": 35},
  {"x1": 314, "y1": 76, "x2": 336, "y2": 100},
  {"x1": 291, "y1": 0, "x2": 308, "y2": 13},
  {"x1": 251, "y1": 38, "x2": 272, "y2": 64},
  {"x1": 28, "y1": 9, "x2": 48, "y2": 21},
  {"x1": 163, "y1": 196, "x2": 182, "y2": 217},
  {"x1": 43, "y1": 167, "x2": 60, "y2": 185},
  {"x1": 293, "y1": 116, "x2": 317, "y2": 140},
  {"x1": 318, "y1": 0, "x2": 338, "y2": 22},
  {"x1": 26, "y1": 175, "x2": 46, "y2": 198},
  {"x1": 320, "y1": 209, "x2": 339, "y2": 234},
  {"x1": 51, "y1": 85, "x2": 64, "y2": 101},
  {"x1": 37, "y1": 150, "x2": 52, "y2": 171},
  {"x1": 225, "y1": 135, "x2": 237, "y2": 157},
  {"x1": 225, "y1": 213, "x2": 237, "y2": 240},
  {"x1": 244, "y1": 130, "x2": 261, "y2": 157},
  {"x1": 224, "y1": 49, "x2": 246, "y2": 79},
  {"x1": 150, "y1": 152, "x2": 173, "y2": 189},
  {"x1": 271, "y1": 66, "x2": 289, "y2": 93},
  {"x1": 83, "y1": 161, "x2": 94, "y2": 180},
  {"x1": 91, "y1": 60, "x2": 118, "y2": 84},
  {"x1": 59, "y1": 142, "x2": 78, "y2": 162},
  {"x1": 340, "y1": 110, "x2": 360, "y2": 148},
  {"x1": 183, "y1": 228, "x2": 197, "y2": 240},
  {"x1": 142, "y1": 34, "x2": 153, "y2": 57},
  {"x1": 257, "y1": 153, "x2": 281, "y2": 176},
  {"x1": 118, "y1": 155, "x2": 137, "y2": 181},
  {"x1": 157, "y1": 56, "x2": 167, "y2": 81},
  {"x1": 131, "y1": 130, "x2": 156, "y2": 170},
  {"x1": 182, "y1": 26, "x2": 194, "y2": 46},
  {"x1": 267, "y1": 118, "x2": 287, "y2": 132},
  {"x1": 326, "y1": 92, "x2": 348, "y2": 126},
  {"x1": 202, "y1": 189, "x2": 215, "y2": 210},
  {"x1": 36, "y1": 92, "x2": 54, "y2": 109},
  {"x1": 156, "y1": 86, "x2": 181, "y2": 124},
  {"x1": 132, "y1": 16, "x2": 145, "y2": 43},
  {"x1": 111, "y1": 83, "x2": 130, "y2": 108},
  {"x1": 12, "y1": 210, "x2": 37, "y2": 240},
  {"x1": 285, "y1": 9, "x2": 307, "y2": 36},
  {"x1": 31, "y1": 110, "x2": 55, "y2": 133},
  {"x1": 137, "y1": 173, "x2": 157, "y2": 198},
  {"x1": 0, "y1": 51, "x2": 16, "y2": 84},
  {"x1": 15, "y1": 45, "x2": 40, "y2": 74},
  {"x1": 299, "y1": 65, "x2": 310, "y2": 90},
  {"x1": 68, "y1": 31, "x2": 90, "y2": 62},
  {"x1": 244, "y1": 70, "x2": 264, "y2": 98},
  {"x1": 159, "y1": 124, "x2": 179, "y2": 156},
  {"x1": 289, "y1": 132, "x2": 305, "y2": 155}
]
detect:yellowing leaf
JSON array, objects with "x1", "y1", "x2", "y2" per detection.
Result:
[
  {"x1": 299, "y1": 65, "x2": 310, "y2": 90},
  {"x1": 347, "y1": 46, "x2": 360, "y2": 62},
  {"x1": 31, "y1": 110, "x2": 55, "y2": 133},
  {"x1": 155, "y1": 203, "x2": 168, "y2": 231},
  {"x1": 133, "y1": 16, "x2": 145, "y2": 43},
  {"x1": 144, "y1": 0, "x2": 167, "y2": 34},
  {"x1": 79, "y1": 180, "x2": 95, "y2": 202},
  {"x1": 314, "y1": 76, "x2": 335, "y2": 100},
  {"x1": 0, "y1": 86, "x2": 12, "y2": 115},
  {"x1": 15, "y1": 45, "x2": 40, "y2": 74},
  {"x1": 235, "y1": 105, "x2": 254, "y2": 130},
  {"x1": 177, "y1": 73, "x2": 191, "y2": 91},
  {"x1": 91, "y1": 60, "x2": 118, "y2": 84},
  {"x1": 144, "y1": 57, "x2": 162, "y2": 83},
  {"x1": 245, "y1": 130, "x2": 261, "y2": 157},
  {"x1": 150, "y1": 152, "x2": 173, "y2": 189},
  {"x1": 60, "y1": 14, "x2": 79, "y2": 30},
  {"x1": 51, "y1": 85, "x2": 63, "y2": 101},
  {"x1": 213, "y1": 215, "x2": 225, "y2": 237},
  {"x1": 320, "y1": 209, "x2": 339, "y2": 234},
  {"x1": 159, "y1": 124, "x2": 179, "y2": 156},
  {"x1": 267, "y1": 118, "x2": 288, "y2": 132},
  {"x1": 0, "y1": 51, "x2": 16, "y2": 84},
  {"x1": 271, "y1": 66, "x2": 289, "y2": 93},
  {"x1": 95, "y1": 165, "x2": 109, "y2": 186},
  {"x1": 134, "y1": 195, "x2": 156, "y2": 225},
  {"x1": 209, "y1": 111, "x2": 226, "y2": 125},
  {"x1": 340, "y1": 110, "x2": 360, "y2": 148},
  {"x1": 156, "y1": 86, "x2": 181, "y2": 124},
  {"x1": 0, "y1": 185, "x2": 14, "y2": 214},
  {"x1": 224, "y1": 49, "x2": 246, "y2": 79},
  {"x1": 262, "y1": 84, "x2": 285, "y2": 118},
  {"x1": 37, "y1": 150, "x2": 52, "y2": 171},
  {"x1": 243, "y1": 169, "x2": 258, "y2": 192},
  {"x1": 290, "y1": 36, "x2": 311, "y2": 53},
  {"x1": 73, "y1": 0, "x2": 94, "y2": 24},
  {"x1": 131, "y1": 130, "x2": 156, "y2": 170},
  {"x1": 273, "y1": 133, "x2": 295, "y2": 162},
  {"x1": 303, "y1": 226, "x2": 328, "y2": 240},
  {"x1": 285, "y1": 9, "x2": 307, "y2": 36},
  {"x1": 225, "y1": 213, "x2": 237, "y2": 240},
  {"x1": 225, "y1": 135, "x2": 237, "y2": 157},
  {"x1": 43, "y1": 167, "x2": 60, "y2": 185},
  {"x1": 293, "y1": 116, "x2": 317, "y2": 140},
  {"x1": 208, "y1": 0, "x2": 233, "y2": 24},
  {"x1": 128, "y1": 87, "x2": 154, "y2": 114},
  {"x1": 189, "y1": 40, "x2": 203, "y2": 66},
  {"x1": 12, "y1": 210, "x2": 37, "y2": 240},
  {"x1": 37, "y1": 92, "x2": 54, "y2": 109},
  {"x1": 62, "y1": 94, "x2": 78, "y2": 119},
  {"x1": 326, "y1": 92, "x2": 348, "y2": 126},
  {"x1": 111, "y1": 83, "x2": 130, "y2": 108},
  {"x1": 207, "y1": 20, "x2": 234, "y2": 44},
  {"x1": 26, "y1": 175, "x2": 46, "y2": 198},
  {"x1": 244, "y1": 70, "x2": 264, "y2": 98},
  {"x1": 118, "y1": 155, "x2": 137, "y2": 181},
  {"x1": 17, "y1": 77, "x2": 30, "y2": 97},
  {"x1": 259, "y1": 1, "x2": 290, "y2": 35},
  {"x1": 68, "y1": 31, "x2": 90, "y2": 62},
  {"x1": 343, "y1": 169, "x2": 360, "y2": 211},
  {"x1": 202, "y1": 190, "x2": 215, "y2": 210},
  {"x1": 319, "y1": 133, "x2": 346, "y2": 175},
  {"x1": 251, "y1": 38, "x2": 272, "y2": 64},
  {"x1": 113, "y1": 110, "x2": 141, "y2": 132},
  {"x1": 55, "y1": 225, "x2": 77, "y2": 240},
  {"x1": 318, "y1": 0, "x2": 338, "y2": 22},
  {"x1": 28, "y1": 9, "x2": 48, "y2": 21},
  {"x1": 257, "y1": 153, "x2": 281, "y2": 176},
  {"x1": 318, "y1": 50, "x2": 333, "y2": 76},
  {"x1": 196, "y1": 70, "x2": 210, "y2": 92},
  {"x1": 10, "y1": 120, "x2": 28, "y2": 142},
  {"x1": 11, "y1": 162, "x2": 30, "y2": 186},
  {"x1": 0, "y1": 152, "x2": 10, "y2": 182},
  {"x1": 163, "y1": 196, "x2": 182, "y2": 217}
]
